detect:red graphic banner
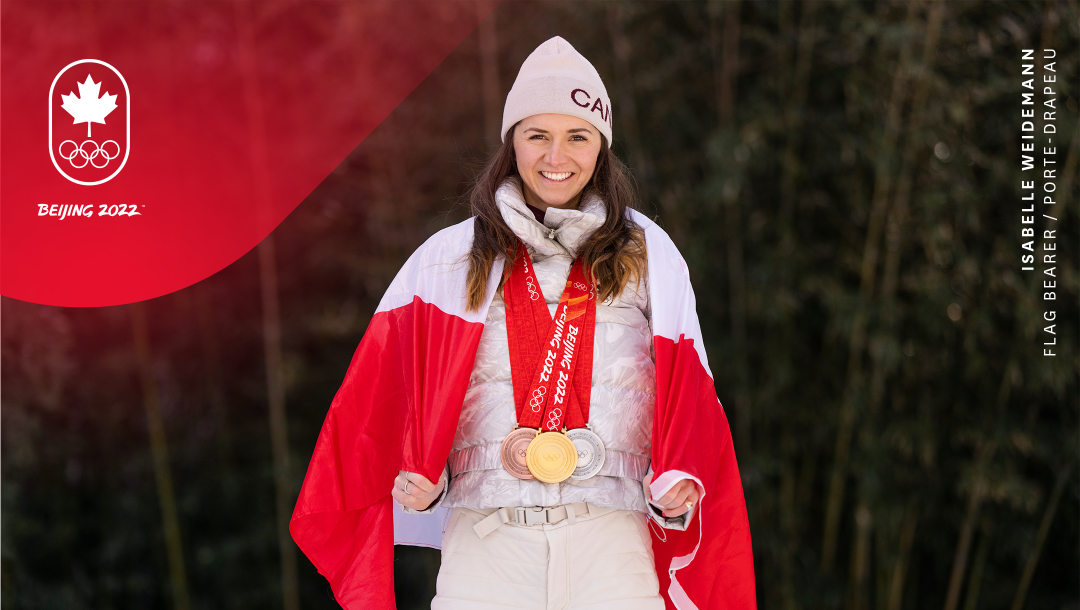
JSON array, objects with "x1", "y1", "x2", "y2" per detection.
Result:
[{"x1": 1, "y1": 0, "x2": 493, "y2": 307}]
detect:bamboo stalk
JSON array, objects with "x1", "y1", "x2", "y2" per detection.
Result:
[
  {"x1": 883, "y1": 0, "x2": 945, "y2": 287},
  {"x1": 259, "y1": 235, "x2": 300, "y2": 610},
  {"x1": 606, "y1": 2, "x2": 656, "y2": 190},
  {"x1": 845, "y1": 503, "x2": 872, "y2": 610},
  {"x1": 707, "y1": 0, "x2": 751, "y2": 456},
  {"x1": 943, "y1": 486, "x2": 982, "y2": 610},
  {"x1": 131, "y1": 302, "x2": 191, "y2": 610},
  {"x1": 848, "y1": 6, "x2": 945, "y2": 602},
  {"x1": 780, "y1": 458, "x2": 799, "y2": 610},
  {"x1": 196, "y1": 283, "x2": 234, "y2": 481},
  {"x1": 961, "y1": 521, "x2": 993, "y2": 610},
  {"x1": 709, "y1": 0, "x2": 740, "y2": 127},
  {"x1": 234, "y1": 2, "x2": 300, "y2": 609},
  {"x1": 944, "y1": 352, "x2": 1015, "y2": 610},
  {"x1": 796, "y1": 450, "x2": 817, "y2": 511},
  {"x1": 875, "y1": 526, "x2": 890, "y2": 610},
  {"x1": 778, "y1": 0, "x2": 819, "y2": 221},
  {"x1": 886, "y1": 502, "x2": 919, "y2": 610},
  {"x1": 1010, "y1": 464, "x2": 1074, "y2": 610},
  {"x1": 821, "y1": 0, "x2": 922, "y2": 572},
  {"x1": 868, "y1": 0, "x2": 945, "y2": 409},
  {"x1": 476, "y1": 0, "x2": 501, "y2": 143},
  {"x1": 775, "y1": 0, "x2": 793, "y2": 104},
  {"x1": 943, "y1": 442, "x2": 995, "y2": 610}
]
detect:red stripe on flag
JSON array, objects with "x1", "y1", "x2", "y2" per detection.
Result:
[
  {"x1": 291, "y1": 296, "x2": 483, "y2": 608},
  {"x1": 651, "y1": 334, "x2": 756, "y2": 610}
]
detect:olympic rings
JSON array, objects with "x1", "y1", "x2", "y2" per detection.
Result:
[
  {"x1": 572, "y1": 281, "x2": 595, "y2": 300},
  {"x1": 545, "y1": 407, "x2": 563, "y2": 429},
  {"x1": 58, "y1": 139, "x2": 120, "y2": 169},
  {"x1": 528, "y1": 386, "x2": 547, "y2": 412},
  {"x1": 526, "y1": 276, "x2": 540, "y2": 301}
]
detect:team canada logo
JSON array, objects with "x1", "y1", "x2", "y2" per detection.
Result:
[{"x1": 49, "y1": 59, "x2": 129, "y2": 185}]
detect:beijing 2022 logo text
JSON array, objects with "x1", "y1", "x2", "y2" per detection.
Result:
[{"x1": 49, "y1": 59, "x2": 129, "y2": 186}]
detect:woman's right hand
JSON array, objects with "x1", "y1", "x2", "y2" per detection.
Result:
[{"x1": 392, "y1": 469, "x2": 446, "y2": 511}]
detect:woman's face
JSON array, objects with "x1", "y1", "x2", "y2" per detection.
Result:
[{"x1": 513, "y1": 113, "x2": 602, "y2": 211}]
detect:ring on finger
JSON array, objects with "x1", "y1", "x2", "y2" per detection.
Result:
[{"x1": 404, "y1": 480, "x2": 411, "y2": 495}]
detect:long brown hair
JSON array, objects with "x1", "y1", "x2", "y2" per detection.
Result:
[{"x1": 464, "y1": 124, "x2": 647, "y2": 312}]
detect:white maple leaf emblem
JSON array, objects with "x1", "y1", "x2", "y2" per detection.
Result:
[{"x1": 60, "y1": 74, "x2": 117, "y2": 138}]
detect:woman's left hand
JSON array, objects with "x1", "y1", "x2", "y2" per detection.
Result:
[{"x1": 642, "y1": 472, "x2": 701, "y2": 519}]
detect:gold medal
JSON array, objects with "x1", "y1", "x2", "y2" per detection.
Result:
[
  {"x1": 500, "y1": 427, "x2": 537, "y2": 480},
  {"x1": 525, "y1": 430, "x2": 578, "y2": 483}
]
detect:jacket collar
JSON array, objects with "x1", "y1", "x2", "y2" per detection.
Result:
[{"x1": 495, "y1": 176, "x2": 606, "y2": 259}]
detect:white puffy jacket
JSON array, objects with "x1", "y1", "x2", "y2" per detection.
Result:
[{"x1": 407, "y1": 176, "x2": 691, "y2": 529}]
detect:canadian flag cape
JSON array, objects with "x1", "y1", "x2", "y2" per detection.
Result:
[{"x1": 290, "y1": 208, "x2": 756, "y2": 609}]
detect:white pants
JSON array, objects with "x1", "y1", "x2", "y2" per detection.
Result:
[{"x1": 431, "y1": 505, "x2": 665, "y2": 610}]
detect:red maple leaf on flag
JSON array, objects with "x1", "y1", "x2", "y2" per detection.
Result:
[{"x1": 60, "y1": 75, "x2": 118, "y2": 138}]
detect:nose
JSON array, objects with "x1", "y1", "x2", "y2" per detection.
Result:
[{"x1": 545, "y1": 138, "x2": 569, "y2": 167}]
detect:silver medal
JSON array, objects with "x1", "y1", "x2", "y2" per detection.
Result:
[{"x1": 567, "y1": 427, "x2": 606, "y2": 480}]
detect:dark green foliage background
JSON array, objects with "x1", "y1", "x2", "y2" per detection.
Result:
[{"x1": 2, "y1": 1, "x2": 1077, "y2": 609}]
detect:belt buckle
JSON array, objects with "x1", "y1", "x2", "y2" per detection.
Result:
[{"x1": 516, "y1": 506, "x2": 549, "y2": 526}]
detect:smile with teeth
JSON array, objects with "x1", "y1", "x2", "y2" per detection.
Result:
[{"x1": 540, "y1": 171, "x2": 573, "y2": 182}]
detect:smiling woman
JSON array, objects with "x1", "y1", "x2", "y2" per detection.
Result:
[
  {"x1": 290, "y1": 35, "x2": 755, "y2": 610},
  {"x1": 400, "y1": 36, "x2": 751, "y2": 609}
]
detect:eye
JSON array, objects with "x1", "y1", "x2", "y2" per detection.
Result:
[
  {"x1": 570, "y1": 135, "x2": 587, "y2": 141},
  {"x1": 529, "y1": 134, "x2": 546, "y2": 140}
]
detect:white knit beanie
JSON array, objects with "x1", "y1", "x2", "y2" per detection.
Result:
[{"x1": 501, "y1": 36, "x2": 613, "y2": 148}]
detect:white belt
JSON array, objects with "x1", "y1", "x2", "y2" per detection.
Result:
[
  {"x1": 471, "y1": 502, "x2": 614, "y2": 539},
  {"x1": 448, "y1": 443, "x2": 648, "y2": 479}
]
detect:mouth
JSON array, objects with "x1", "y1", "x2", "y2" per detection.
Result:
[{"x1": 539, "y1": 171, "x2": 574, "y2": 183}]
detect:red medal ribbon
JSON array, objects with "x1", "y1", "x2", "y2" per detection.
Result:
[{"x1": 504, "y1": 241, "x2": 596, "y2": 431}]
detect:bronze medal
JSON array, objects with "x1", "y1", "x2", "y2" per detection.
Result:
[
  {"x1": 566, "y1": 427, "x2": 605, "y2": 480},
  {"x1": 500, "y1": 427, "x2": 537, "y2": 480},
  {"x1": 525, "y1": 430, "x2": 578, "y2": 483}
]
